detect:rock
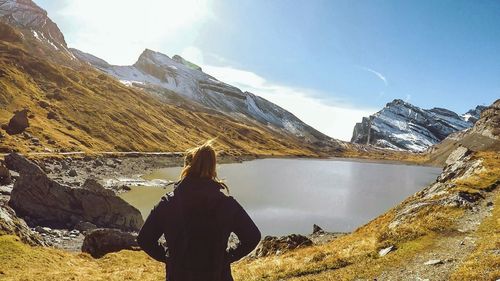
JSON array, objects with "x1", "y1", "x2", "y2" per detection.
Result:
[
  {"x1": 61, "y1": 161, "x2": 69, "y2": 170},
  {"x1": 75, "y1": 221, "x2": 97, "y2": 233},
  {"x1": 0, "y1": 165, "x2": 12, "y2": 185},
  {"x1": 251, "y1": 234, "x2": 313, "y2": 258},
  {"x1": 445, "y1": 146, "x2": 471, "y2": 166},
  {"x1": 6, "y1": 153, "x2": 143, "y2": 231},
  {"x1": 312, "y1": 224, "x2": 324, "y2": 234},
  {"x1": 81, "y1": 228, "x2": 140, "y2": 258},
  {"x1": 424, "y1": 259, "x2": 443, "y2": 266},
  {"x1": 93, "y1": 159, "x2": 104, "y2": 167},
  {"x1": 4, "y1": 109, "x2": 30, "y2": 135},
  {"x1": 47, "y1": 111, "x2": 59, "y2": 120},
  {"x1": 67, "y1": 169, "x2": 78, "y2": 177},
  {"x1": 0, "y1": 200, "x2": 46, "y2": 246},
  {"x1": 38, "y1": 100, "x2": 50, "y2": 108},
  {"x1": 34, "y1": 226, "x2": 52, "y2": 234},
  {"x1": 486, "y1": 201, "x2": 493, "y2": 207},
  {"x1": 82, "y1": 178, "x2": 114, "y2": 196},
  {"x1": 0, "y1": 185, "x2": 12, "y2": 195},
  {"x1": 378, "y1": 245, "x2": 395, "y2": 257}
]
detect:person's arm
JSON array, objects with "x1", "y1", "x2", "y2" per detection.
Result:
[
  {"x1": 227, "y1": 199, "x2": 261, "y2": 263},
  {"x1": 137, "y1": 195, "x2": 171, "y2": 263}
]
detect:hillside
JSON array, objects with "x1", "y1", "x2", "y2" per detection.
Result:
[
  {"x1": 0, "y1": 17, "x2": 339, "y2": 157},
  {"x1": 0, "y1": 101, "x2": 498, "y2": 281},
  {"x1": 71, "y1": 48, "x2": 328, "y2": 144},
  {"x1": 351, "y1": 99, "x2": 483, "y2": 152}
]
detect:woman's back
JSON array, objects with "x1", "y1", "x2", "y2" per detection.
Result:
[{"x1": 137, "y1": 141, "x2": 261, "y2": 281}]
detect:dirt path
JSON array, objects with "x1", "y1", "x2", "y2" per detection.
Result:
[{"x1": 376, "y1": 193, "x2": 495, "y2": 281}]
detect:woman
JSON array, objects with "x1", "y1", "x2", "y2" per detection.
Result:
[{"x1": 137, "y1": 141, "x2": 261, "y2": 281}]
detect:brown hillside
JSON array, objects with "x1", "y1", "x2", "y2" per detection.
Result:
[{"x1": 0, "y1": 21, "x2": 328, "y2": 157}]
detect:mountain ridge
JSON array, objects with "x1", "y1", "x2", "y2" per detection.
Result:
[
  {"x1": 351, "y1": 99, "x2": 484, "y2": 152},
  {"x1": 72, "y1": 47, "x2": 331, "y2": 144}
]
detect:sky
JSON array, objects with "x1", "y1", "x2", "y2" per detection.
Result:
[{"x1": 36, "y1": 0, "x2": 500, "y2": 141}]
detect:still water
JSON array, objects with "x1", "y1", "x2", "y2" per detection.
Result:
[{"x1": 120, "y1": 158, "x2": 441, "y2": 236}]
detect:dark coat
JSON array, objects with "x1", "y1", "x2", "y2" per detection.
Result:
[{"x1": 137, "y1": 176, "x2": 261, "y2": 281}]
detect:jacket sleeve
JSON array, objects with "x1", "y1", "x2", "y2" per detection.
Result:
[
  {"x1": 137, "y1": 195, "x2": 171, "y2": 263},
  {"x1": 226, "y1": 198, "x2": 261, "y2": 263}
]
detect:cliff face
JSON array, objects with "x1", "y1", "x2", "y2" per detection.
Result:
[{"x1": 351, "y1": 99, "x2": 484, "y2": 152}]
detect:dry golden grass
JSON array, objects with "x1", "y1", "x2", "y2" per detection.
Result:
[
  {"x1": 0, "y1": 152, "x2": 497, "y2": 280},
  {"x1": 450, "y1": 193, "x2": 500, "y2": 280},
  {"x1": 0, "y1": 23, "x2": 323, "y2": 157}
]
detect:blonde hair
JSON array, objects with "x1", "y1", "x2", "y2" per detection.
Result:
[{"x1": 180, "y1": 139, "x2": 228, "y2": 192}]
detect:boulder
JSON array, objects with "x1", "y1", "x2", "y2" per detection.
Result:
[
  {"x1": 81, "y1": 228, "x2": 140, "y2": 258},
  {"x1": 312, "y1": 224, "x2": 324, "y2": 234},
  {"x1": 6, "y1": 153, "x2": 143, "y2": 231},
  {"x1": 0, "y1": 200, "x2": 46, "y2": 246},
  {"x1": 0, "y1": 165, "x2": 12, "y2": 185},
  {"x1": 68, "y1": 169, "x2": 78, "y2": 177},
  {"x1": 75, "y1": 221, "x2": 97, "y2": 233},
  {"x1": 251, "y1": 234, "x2": 313, "y2": 258},
  {"x1": 378, "y1": 245, "x2": 396, "y2": 257},
  {"x1": 4, "y1": 109, "x2": 30, "y2": 135},
  {"x1": 82, "y1": 178, "x2": 114, "y2": 196},
  {"x1": 47, "y1": 111, "x2": 58, "y2": 120}
]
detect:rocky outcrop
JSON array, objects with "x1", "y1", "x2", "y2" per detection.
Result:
[
  {"x1": 0, "y1": 0, "x2": 67, "y2": 48},
  {"x1": 3, "y1": 109, "x2": 30, "y2": 135},
  {"x1": 0, "y1": 200, "x2": 46, "y2": 246},
  {"x1": 388, "y1": 146, "x2": 496, "y2": 230},
  {"x1": 251, "y1": 234, "x2": 313, "y2": 257},
  {"x1": 463, "y1": 105, "x2": 487, "y2": 123},
  {"x1": 5, "y1": 153, "x2": 143, "y2": 231},
  {"x1": 426, "y1": 99, "x2": 499, "y2": 165},
  {"x1": 81, "y1": 228, "x2": 140, "y2": 258},
  {"x1": 351, "y1": 99, "x2": 483, "y2": 152},
  {"x1": 0, "y1": 164, "x2": 11, "y2": 185},
  {"x1": 172, "y1": 54, "x2": 202, "y2": 71}
]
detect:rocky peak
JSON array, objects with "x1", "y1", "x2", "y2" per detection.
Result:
[
  {"x1": 0, "y1": 0, "x2": 67, "y2": 48},
  {"x1": 134, "y1": 48, "x2": 171, "y2": 66},
  {"x1": 463, "y1": 105, "x2": 488, "y2": 123},
  {"x1": 351, "y1": 99, "x2": 482, "y2": 152},
  {"x1": 172, "y1": 54, "x2": 202, "y2": 71}
]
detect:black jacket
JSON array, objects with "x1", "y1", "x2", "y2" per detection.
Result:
[{"x1": 137, "y1": 176, "x2": 261, "y2": 281}]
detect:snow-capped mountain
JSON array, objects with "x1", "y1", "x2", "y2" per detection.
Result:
[
  {"x1": 71, "y1": 48, "x2": 329, "y2": 142},
  {"x1": 462, "y1": 105, "x2": 487, "y2": 123},
  {"x1": 351, "y1": 99, "x2": 484, "y2": 152},
  {"x1": 0, "y1": 0, "x2": 77, "y2": 62},
  {"x1": 0, "y1": 0, "x2": 65, "y2": 48}
]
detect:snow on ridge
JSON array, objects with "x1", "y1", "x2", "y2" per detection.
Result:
[
  {"x1": 72, "y1": 48, "x2": 325, "y2": 141},
  {"x1": 351, "y1": 99, "x2": 484, "y2": 152}
]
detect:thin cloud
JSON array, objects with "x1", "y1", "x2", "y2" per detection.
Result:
[
  {"x1": 358, "y1": 66, "x2": 388, "y2": 86},
  {"x1": 202, "y1": 64, "x2": 377, "y2": 141}
]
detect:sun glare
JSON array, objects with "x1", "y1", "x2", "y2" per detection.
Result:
[{"x1": 59, "y1": 0, "x2": 212, "y2": 64}]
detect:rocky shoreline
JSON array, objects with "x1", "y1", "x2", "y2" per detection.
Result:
[{"x1": 0, "y1": 152, "x2": 346, "y2": 256}]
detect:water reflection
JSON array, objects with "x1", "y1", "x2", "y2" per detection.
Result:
[{"x1": 121, "y1": 159, "x2": 441, "y2": 236}]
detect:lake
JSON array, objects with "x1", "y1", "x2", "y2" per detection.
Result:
[{"x1": 120, "y1": 158, "x2": 441, "y2": 236}]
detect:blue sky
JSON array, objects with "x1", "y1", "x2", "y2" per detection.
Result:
[{"x1": 36, "y1": 0, "x2": 500, "y2": 140}]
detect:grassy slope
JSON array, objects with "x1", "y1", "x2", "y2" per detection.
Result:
[
  {"x1": 0, "y1": 151, "x2": 497, "y2": 281},
  {"x1": 0, "y1": 22, "x2": 322, "y2": 157}
]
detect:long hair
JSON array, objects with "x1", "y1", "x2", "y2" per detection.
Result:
[{"x1": 180, "y1": 140, "x2": 229, "y2": 192}]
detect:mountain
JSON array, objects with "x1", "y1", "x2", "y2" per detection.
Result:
[
  {"x1": 427, "y1": 99, "x2": 500, "y2": 165},
  {"x1": 0, "y1": 0, "x2": 338, "y2": 156},
  {"x1": 70, "y1": 48, "x2": 328, "y2": 143},
  {"x1": 350, "y1": 99, "x2": 484, "y2": 152}
]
